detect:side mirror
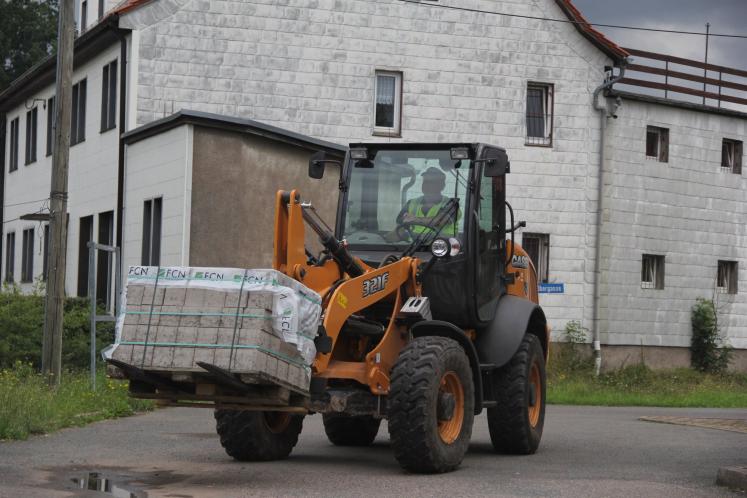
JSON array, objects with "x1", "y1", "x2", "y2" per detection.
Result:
[
  {"x1": 483, "y1": 149, "x2": 510, "y2": 177},
  {"x1": 308, "y1": 151, "x2": 327, "y2": 179}
]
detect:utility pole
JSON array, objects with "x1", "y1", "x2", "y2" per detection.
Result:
[
  {"x1": 703, "y1": 22, "x2": 710, "y2": 105},
  {"x1": 42, "y1": 0, "x2": 75, "y2": 386}
]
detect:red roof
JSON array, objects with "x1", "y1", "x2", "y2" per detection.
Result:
[
  {"x1": 554, "y1": 0, "x2": 629, "y2": 61},
  {"x1": 112, "y1": 0, "x2": 153, "y2": 15}
]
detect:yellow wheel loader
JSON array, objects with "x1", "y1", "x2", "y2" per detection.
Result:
[{"x1": 116, "y1": 142, "x2": 549, "y2": 474}]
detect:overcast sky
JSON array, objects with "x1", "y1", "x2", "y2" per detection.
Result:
[{"x1": 572, "y1": 0, "x2": 747, "y2": 70}]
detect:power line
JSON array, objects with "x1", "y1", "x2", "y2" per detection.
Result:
[
  {"x1": 3, "y1": 197, "x2": 50, "y2": 208},
  {"x1": 398, "y1": 0, "x2": 747, "y2": 39}
]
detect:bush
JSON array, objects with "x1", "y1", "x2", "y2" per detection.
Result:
[
  {"x1": 0, "y1": 284, "x2": 115, "y2": 370},
  {"x1": 551, "y1": 320, "x2": 593, "y2": 376},
  {"x1": 690, "y1": 298, "x2": 732, "y2": 374}
]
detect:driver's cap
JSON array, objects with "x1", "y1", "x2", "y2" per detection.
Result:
[{"x1": 421, "y1": 167, "x2": 446, "y2": 181}]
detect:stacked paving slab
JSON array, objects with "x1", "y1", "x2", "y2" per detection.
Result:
[{"x1": 109, "y1": 267, "x2": 320, "y2": 393}]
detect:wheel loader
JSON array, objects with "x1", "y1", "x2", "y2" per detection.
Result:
[
  {"x1": 116, "y1": 142, "x2": 549, "y2": 474},
  {"x1": 218, "y1": 142, "x2": 548, "y2": 473}
]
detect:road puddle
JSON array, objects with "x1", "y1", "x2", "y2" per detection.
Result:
[{"x1": 71, "y1": 472, "x2": 146, "y2": 497}]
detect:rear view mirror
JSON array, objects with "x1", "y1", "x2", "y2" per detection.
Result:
[
  {"x1": 483, "y1": 149, "x2": 510, "y2": 177},
  {"x1": 308, "y1": 151, "x2": 327, "y2": 179}
]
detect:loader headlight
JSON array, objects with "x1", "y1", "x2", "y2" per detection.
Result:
[
  {"x1": 431, "y1": 238, "x2": 449, "y2": 258},
  {"x1": 431, "y1": 237, "x2": 461, "y2": 258}
]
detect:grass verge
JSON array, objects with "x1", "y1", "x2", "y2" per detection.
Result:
[
  {"x1": 0, "y1": 362, "x2": 153, "y2": 440},
  {"x1": 548, "y1": 363, "x2": 747, "y2": 408}
]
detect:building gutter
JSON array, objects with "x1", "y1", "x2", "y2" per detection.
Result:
[{"x1": 591, "y1": 64, "x2": 626, "y2": 375}]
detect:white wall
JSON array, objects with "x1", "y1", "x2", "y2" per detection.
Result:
[
  {"x1": 119, "y1": 0, "x2": 615, "y2": 338},
  {"x1": 3, "y1": 43, "x2": 122, "y2": 295},
  {"x1": 603, "y1": 99, "x2": 747, "y2": 349},
  {"x1": 122, "y1": 124, "x2": 192, "y2": 270}
]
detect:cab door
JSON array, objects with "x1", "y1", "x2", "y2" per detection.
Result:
[{"x1": 475, "y1": 153, "x2": 506, "y2": 322}]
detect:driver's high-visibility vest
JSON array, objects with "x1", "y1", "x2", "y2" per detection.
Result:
[{"x1": 406, "y1": 196, "x2": 458, "y2": 235}]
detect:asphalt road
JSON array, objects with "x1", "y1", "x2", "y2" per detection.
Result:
[{"x1": 1, "y1": 405, "x2": 745, "y2": 497}]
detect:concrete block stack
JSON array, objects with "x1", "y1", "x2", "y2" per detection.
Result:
[{"x1": 109, "y1": 267, "x2": 320, "y2": 393}]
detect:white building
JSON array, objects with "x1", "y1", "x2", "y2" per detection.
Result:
[{"x1": 1, "y1": 0, "x2": 744, "y2": 369}]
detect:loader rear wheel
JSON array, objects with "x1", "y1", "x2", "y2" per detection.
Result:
[
  {"x1": 487, "y1": 333, "x2": 546, "y2": 454},
  {"x1": 214, "y1": 409, "x2": 304, "y2": 461},
  {"x1": 388, "y1": 336, "x2": 474, "y2": 473},
  {"x1": 323, "y1": 414, "x2": 381, "y2": 446}
]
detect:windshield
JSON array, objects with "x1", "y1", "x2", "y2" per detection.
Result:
[{"x1": 342, "y1": 148, "x2": 470, "y2": 250}]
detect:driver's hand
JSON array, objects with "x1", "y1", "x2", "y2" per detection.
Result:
[{"x1": 401, "y1": 213, "x2": 416, "y2": 223}]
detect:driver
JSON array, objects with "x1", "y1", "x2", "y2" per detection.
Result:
[{"x1": 390, "y1": 167, "x2": 459, "y2": 240}]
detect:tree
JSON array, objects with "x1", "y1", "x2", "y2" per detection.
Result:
[{"x1": 0, "y1": 0, "x2": 59, "y2": 92}]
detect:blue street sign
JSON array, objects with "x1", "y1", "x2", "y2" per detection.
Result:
[{"x1": 539, "y1": 283, "x2": 564, "y2": 294}]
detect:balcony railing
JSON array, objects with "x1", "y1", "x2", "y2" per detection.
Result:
[{"x1": 616, "y1": 48, "x2": 747, "y2": 110}]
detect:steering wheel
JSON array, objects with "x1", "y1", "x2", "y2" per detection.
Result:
[{"x1": 395, "y1": 220, "x2": 436, "y2": 241}]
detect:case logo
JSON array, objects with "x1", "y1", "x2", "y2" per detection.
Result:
[
  {"x1": 511, "y1": 255, "x2": 529, "y2": 269},
  {"x1": 363, "y1": 272, "x2": 389, "y2": 298}
]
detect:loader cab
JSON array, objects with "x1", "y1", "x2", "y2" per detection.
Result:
[{"x1": 323, "y1": 143, "x2": 509, "y2": 329}]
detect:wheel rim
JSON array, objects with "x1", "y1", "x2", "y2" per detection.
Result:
[
  {"x1": 437, "y1": 371, "x2": 465, "y2": 444},
  {"x1": 263, "y1": 411, "x2": 291, "y2": 434},
  {"x1": 528, "y1": 361, "x2": 542, "y2": 428}
]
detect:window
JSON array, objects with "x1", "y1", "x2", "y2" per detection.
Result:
[
  {"x1": 43, "y1": 224, "x2": 50, "y2": 280},
  {"x1": 25, "y1": 107, "x2": 38, "y2": 165},
  {"x1": 21, "y1": 228, "x2": 34, "y2": 282},
  {"x1": 46, "y1": 96, "x2": 56, "y2": 156},
  {"x1": 641, "y1": 254, "x2": 665, "y2": 289},
  {"x1": 373, "y1": 71, "x2": 402, "y2": 136},
  {"x1": 101, "y1": 61, "x2": 117, "y2": 132},
  {"x1": 4, "y1": 232, "x2": 15, "y2": 283},
  {"x1": 9, "y1": 117, "x2": 19, "y2": 172},
  {"x1": 97, "y1": 211, "x2": 114, "y2": 306},
  {"x1": 717, "y1": 261, "x2": 738, "y2": 294},
  {"x1": 646, "y1": 126, "x2": 669, "y2": 162},
  {"x1": 98, "y1": 0, "x2": 104, "y2": 19},
  {"x1": 80, "y1": 0, "x2": 87, "y2": 31},
  {"x1": 525, "y1": 83, "x2": 554, "y2": 146},
  {"x1": 721, "y1": 139, "x2": 742, "y2": 174},
  {"x1": 142, "y1": 198, "x2": 162, "y2": 266},
  {"x1": 71, "y1": 79, "x2": 87, "y2": 145},
  {"x1": 522, "y1": 233, "x2": 550, "y2": 283},
  {"x1": 77, "y1": 215, "x2": 93, "y2": 297}
]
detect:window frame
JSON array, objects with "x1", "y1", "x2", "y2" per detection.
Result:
[
  {"x1": 641, "y1": 254, "x2": 665, "y2": 290},
  {"x1": 21, "y1": 228, "x2": 34, "y2": 283},
  {"x1": 5, "y1": 232, "x2": 15, "y2": 283},
  {"x1": 522, "y1": 233, "x2": 550, "y2": 283},
  {"x1": 525, "y1": 82, "x2": 554, "y2": 147},
  {"x1": 43, "y1": 224, "x2": 50, "y2": 281},
  {"x1": 372, "y1": 70, "x2": 403, "y2": 137},
  {"x1": 721, "y1": 138, "x2": 742, "y2": 175},
  {"x1": 71, "y1": 79, "x2": 87, "y2": 146},
  {"x1": 100, "y1": 60, "x2": 117, "y2": 133},
  {"x1": 9, "y1": 117, "x2": 19, "y2": 172},
  {"x1": 25, "y1": 107, "x2": 38, "y2": 165},
  {"x1": 80, "y1": 0, "x2": 87, "y2": 31},
  {"x1": 141, "y1": 197, "x2": 163, "y2": 266},
  {"x1": 46, "y1": 96, "x2": 56, "y2": 157},
  {"x1": 716, "y1": 260, "x2": 738, "y2": 295},
  {"x1": 645, "y1": 126, "x2": 669, "y2": 163}
]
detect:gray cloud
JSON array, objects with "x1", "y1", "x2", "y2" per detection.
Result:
[{"x1": 572, "y1": 0, "x2": 747, "y2": 69}]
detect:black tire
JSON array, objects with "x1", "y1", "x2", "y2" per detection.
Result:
[
  {"x1": 487, "y1": 333, "x2": 546, "y2": 454},
  {"x1": 214, "y1": 409, "x2": 304, "y2": 461},
  {"x1": 322, "y1": 414, "x2": 381, "y2": 446},
  {"x1": 388, "y1": 336, "x2": 475, "y2": 473}
]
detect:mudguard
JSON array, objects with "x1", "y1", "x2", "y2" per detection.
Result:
[
  {"x1": 409, "y1": 320, "x2": 484, "y2": 415},
  {"x1": 475, "y1": 295, "x2": 548, "y2": 368}
]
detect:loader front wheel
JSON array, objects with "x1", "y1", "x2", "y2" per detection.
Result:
[
  {"x1": 486, "y1": 333, "x2": 546, "y2": 454},
  {"x1": 388, "y1": 336, "x2": 474, "y2": 473},
  {"x1": 323, "y1": 414, "x2": 381, "y2": 446},
  {"x1": 214, "y1": 409, "x2": 304, "y2": 461}
]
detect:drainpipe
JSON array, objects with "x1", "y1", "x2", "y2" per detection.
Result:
[{"x1": 591, "y1": 63, "x2": 625, "y2": 376}]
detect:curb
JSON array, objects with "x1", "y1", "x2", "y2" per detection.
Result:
[{"x1": 717, "y1": 466, "x2": 747, "y2": 492}]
